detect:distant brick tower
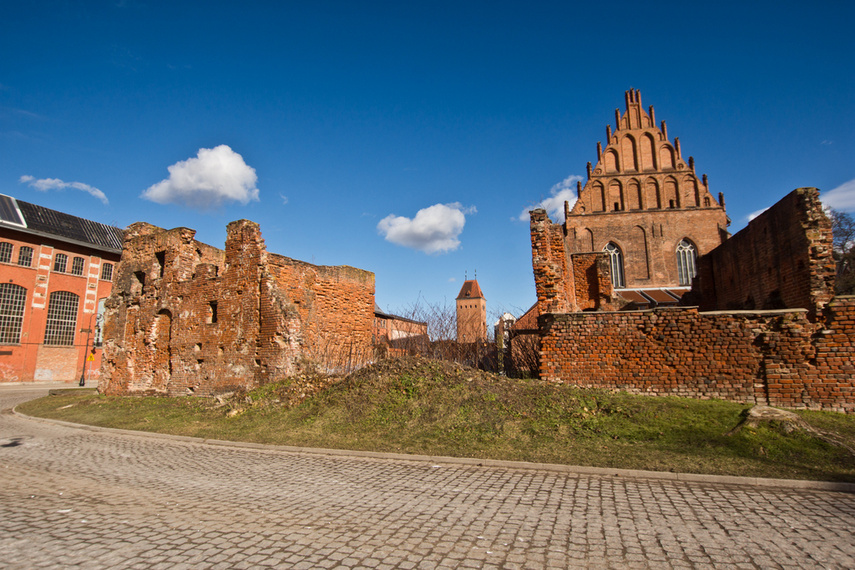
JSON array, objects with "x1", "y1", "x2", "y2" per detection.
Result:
[{"x1": 456, "y1": 278, "x2": 486, "y2": 343}]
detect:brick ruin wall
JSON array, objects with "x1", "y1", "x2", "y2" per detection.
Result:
[
  {"x1": 538, "y1": 298, "x2": 855, "y2": 412},
  {"x1": 695, "y1": 187, "x2": 836, "y2": 319},
  {"x1": 100, "y1": 220, "x2": 374, "y2": 396},
  {"x1": 531, "y1": 187, "x2": 853, "y2": 412}
]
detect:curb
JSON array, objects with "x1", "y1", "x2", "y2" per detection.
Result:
[{"x1": 13, "y1": 407, "x2": 855, "y2": 494}]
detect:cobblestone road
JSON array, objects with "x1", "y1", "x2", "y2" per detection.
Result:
[{"x1": 1, "y1": 385, "x2": 854, "y2": 569}]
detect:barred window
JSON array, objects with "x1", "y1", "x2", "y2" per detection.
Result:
[
  {"x1": 603, "y1": 242, "x2": 625, "y2": 288},
  {"x1": 676, "y1": 239, "x2": 698, "y2": 286},
  {"x1": 101, "y1": 262, "x2": 114, "y2": 281},
  {"x1": 0, "y1": 283, "x2": 27, "y2": 344},
  {"x1": 0, "y1": 242, "x2": 11, "y2": 263},
  {"x1": 53, "y1": 253, "x2": 68, "y2": 273},
  {"x1": 71, "y1": 257, "x2": 85, "y2": 276},
  {"x1": 44, "y1": 291, "x2": 79, "y2": 346},
  {"x1": 17, "y1": 246, "x2": 33, "y2": 267}
]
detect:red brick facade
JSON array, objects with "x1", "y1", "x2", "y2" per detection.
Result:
[
  {"x1": 456, "y1": 279, "x2": 487, "y2": 343},
  {"x1": 564, "y1": 89, "x2": 729, "y2": 291},
  {"x1": 0, "y1": 197, "x2": 120, "y2": 384},
  {"x1": 99, "y1": 220, "x2": 375, "y2": 396}
]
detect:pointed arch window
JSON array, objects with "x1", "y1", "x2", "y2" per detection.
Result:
[
  {"x1": 603, "y1": 242, "x2": 625, "y2": 288},
  {"x1": 676, "y1": 239, "x2": 698, "y2": 286}
]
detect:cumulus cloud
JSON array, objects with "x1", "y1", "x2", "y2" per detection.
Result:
[
  {"x1": 518, "y1": 174, "x2": 583, "y2": 223},
  {"x1": 377, "y1": 202, "x2": 475, "y2": 254},
  {"x1": 141, "y1": 145, "x2": 259, "y2": 210},
  {"x1": 19, "y1": 175, "x2": 108, "y2": 205},
  {"x1": 821, "y1": 178, "x2": 855, "y2": 212}
]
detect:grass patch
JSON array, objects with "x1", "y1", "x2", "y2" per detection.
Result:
[{"x1": 18, "y1": 357, "x2": 855, "y2": 482}]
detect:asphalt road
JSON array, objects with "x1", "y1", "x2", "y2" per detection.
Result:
[{"x1": 1, "y1": 384, "x2": 854, "y2": 569}]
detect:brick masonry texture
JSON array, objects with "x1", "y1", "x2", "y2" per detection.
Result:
[
  {"x1": 695, "y1": 187, "x2": 836, "y2": 320},
  {"x1": 99, "y1": 220, "x2": 374, "y2": 396},
  {"x1": 538, "y1": 298, "x2": 855, "y2": 413}
]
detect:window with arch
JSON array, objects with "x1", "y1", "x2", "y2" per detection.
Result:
[
  {"x1": 0, "y1": 283, "x2": 27, "y2": 344},
  {"x1": 44, "y1": 291, "x2": 79, "y2": 345},
  {"x1": 603, "y1": 242, "x2": 625, "y2": 288},
  {"x1": 0, "y1": 242, "x2": 12, "y2": 263},
  {"x1": 676, "y1": 239, "x2": 698, "y2": 286},
  {"x1": 17, "y1": 246, "x2": 33, "y2": 267},
  {"x1": 71, "y1": 257, "x2": 85, "y2": 276},
  {"x1": 53, "y1": 253, "x2": 68, "y2": 273}
]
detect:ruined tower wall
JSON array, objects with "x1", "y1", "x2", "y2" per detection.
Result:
[
  {"x1": 100, "y1": 220, "x2": 375, "y2": 396},
  {"x1": 696, "y1": 187, "x2": 836, "y2": 319}
]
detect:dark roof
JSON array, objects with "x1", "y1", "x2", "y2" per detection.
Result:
[
  {"x1": 456, "y1": 279, "x2": 485, "y2": 300},
  {"x1": 0, "y1": 195, "x2": 124, "y2": 252}
]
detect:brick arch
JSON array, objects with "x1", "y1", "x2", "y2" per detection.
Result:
[
  {"x1": 620, "y1": 135, "x2": 638, "y2": 172},
  {"x1": 581, "y1": 228, "x2": 594, "y2": 252},
  {"x1": 663, "y1": 176, "x2": 679, "y2": 208},
  {"x1": 626, "y1": 178, "x2": 642, "y2": 210},
  {"x1": 604, "y1": 149, "x2": 620, "y2": 173},
  {"x1": 644, "y1": 178, "x2": 660, "y2": 209},
  {"x1": 608, "y1": 179, "x2": 623, "y2": 211},
  {"x1": 629, "y1": 225, "x2": 650, "y2": 280},
  {"x1": 683, "y1": 175, "x2": 700, "y2": 207},
  {"x1": 592, "y1": 182, "x2": 606, "y2": 211},
  {"x1": 659, "y1": 144, "x2": 675, "y2": 169},
  {"x1": 640, "y1": 132, "x2": 656, "y2": 171}
]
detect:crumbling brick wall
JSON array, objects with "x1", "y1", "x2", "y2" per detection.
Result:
[
  {"x1": 538, "y1": 300, "x2": 854, "y2": 412},
  {"x1": 696, "y1": 187, "x2": 836, "y2": 319},
  {"x1": 100, "y1": 219, "x2": 374, "y2": 396}
]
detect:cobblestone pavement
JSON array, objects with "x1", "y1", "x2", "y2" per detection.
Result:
[{"x1": 1, "y1": 386, "x2": 854, "y2": 569}]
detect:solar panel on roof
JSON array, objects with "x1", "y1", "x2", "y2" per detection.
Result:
[{"x1": 0, "y1": 195, "x2": 25, "y2": 227}]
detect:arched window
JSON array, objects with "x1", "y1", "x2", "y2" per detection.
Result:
[
  {"x1": 603, "y1": 242, "x2": 625, "y2": 288},
  {"x1": 0, "y1": 242, "x2": 12, "y2": 263},
  {"x1": 44, "y1": 291, "x2": 79, "y2": 345},
  {"x1": 0, "y1": 283, "x2": 27, "y2": 344},
  {"x1": 676, "y1": 239, "x2": 698, "y2": 286}
]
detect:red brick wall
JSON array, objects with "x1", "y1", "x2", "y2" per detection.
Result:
[
  {"x1": 696, "y1": 187, "x2": 835, "y2": 319},
  {"x1": 100, "y1": 220, "x2": 374, "y2": 396},
  {"x1": 0, "y1": 229, "x2": 118, "y2": 383},
  {"x1": 539, "y1": 298, "x2": 855, "y2": 412}
]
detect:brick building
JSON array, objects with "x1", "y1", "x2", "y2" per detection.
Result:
[
  {"x1": 456, "y1": 278, "x2": 486, "y2": 343},
  {"x1": 0, "y1": 194, "x2": 122, "y2": 384},
  {"x1": 563, "y1": 89, "x2": 729, "y2": 308},
  {"x1": 99, "y1": 219, "x2": 375, "y2": 396},
  {"x1": 373, "y1": 305, "x2": 429, "y2": 356}
]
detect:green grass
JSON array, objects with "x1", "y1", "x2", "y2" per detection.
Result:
[{"x1": 18, "y1": 357, "x2": 855, "y2": 482}]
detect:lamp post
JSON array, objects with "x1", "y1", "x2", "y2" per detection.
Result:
[{"x1": 79, "y1": 314, "x2": 95, "y2": 386}]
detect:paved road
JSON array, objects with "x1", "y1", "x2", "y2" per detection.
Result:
[{"x1": 1, "y1": 385, "x2": 854, "y2": 569}]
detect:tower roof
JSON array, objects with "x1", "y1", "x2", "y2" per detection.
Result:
[{"x1": 456, "y1": 279, "x2": 485, "y2": 300}]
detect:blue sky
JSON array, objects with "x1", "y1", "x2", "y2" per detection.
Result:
[{"x1": 2, "y1": 1, "x2": 854, "y2": 319}]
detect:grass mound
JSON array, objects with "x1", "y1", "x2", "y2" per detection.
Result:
[{"x1": 17, "y1": 356, "x2": 855, "y2": 481}]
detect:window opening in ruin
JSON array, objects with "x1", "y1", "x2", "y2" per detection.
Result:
[
  {"x1": 101, "y1": 263, "x2": 113, "y2": 281},
  {"x1": 17, "y1": 246, "x2": 33, "y2": 267},
  {"x1": 676, "y1": 239, "x2": 698, "y2": 286},
  {"x1": 603, "y1": 242, "x2": 625, "y2": 288},
  {"x1": 44, "y1": 291, "x2": 79, "y2": 345},
  {"x1": 0, "y1": 242, "x2": 11, "y2": 263},
  {"x1": 71, "y1": 257, "x2": 85, "y2": 276},
  {"x1": 0, "y1": 283, "x2": 27, "y2": 344},
  {"x1": 156, "y1": 251, "x2": 166, "y2": 278},
  {"x1": 208, "y1": 301, "x2": 218, "y2": 324},
  {"x1": 53, "y1": 253, "x2": 68, "y2": 273}
]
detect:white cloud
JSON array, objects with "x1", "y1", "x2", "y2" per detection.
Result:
[
  {"x1": 279, "y1": 193, "x2": 289, "y2": 205},
  {"x1": 141, "y1": 145, "x2": 259, "y2": 210},
  {"x1": 821, "y1": 178, "x2": 855, "y2": 212},
  {"x1": 19, "y1": 175, "x2": 108, "y2": 205},
  {"x1": 518, "y1": 174, "x2": 583, "y2": 223},
  {"x1": 377, "y1": 202, "x2": 475, "y2": 254},
  {"x1": 747, "y1": 207, "x2": 770, "y2": 222}
]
